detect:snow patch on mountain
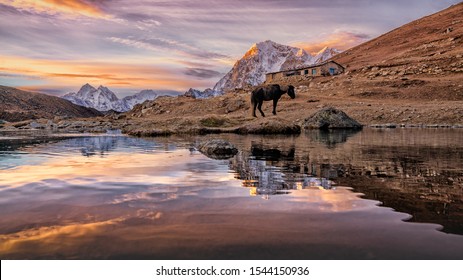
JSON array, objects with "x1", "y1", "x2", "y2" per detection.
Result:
[
  {"x1": 122, "y1": 89, "x2": 158, "y2": 110},
  {"x1": 63, "y1": 84, "x2": 158, "y2": 112}
]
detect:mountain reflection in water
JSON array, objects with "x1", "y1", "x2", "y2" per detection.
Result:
[{"x1": 0, "y1": 129, "x2": 462, "y2": 259}]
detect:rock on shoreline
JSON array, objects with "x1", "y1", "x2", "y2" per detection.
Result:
[
  {"x1": 197, "y1": 139, "x2": 238, "y2": 159},
  {"x1": 303, "y1": 107, "x2": 363, "y2": 129}
]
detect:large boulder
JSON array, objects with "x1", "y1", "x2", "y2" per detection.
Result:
[
  {"x1": 197, "y1": 139, "x2": 238, "y2": 159},
  {"x1": 303, "y1": 107, "x2": 362, "y2": 129}
]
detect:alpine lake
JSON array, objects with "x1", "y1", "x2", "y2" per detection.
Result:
[{"x1": 1, "y1": 128, "x2": 462, "y2": 259}]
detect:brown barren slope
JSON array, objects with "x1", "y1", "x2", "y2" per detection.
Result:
[
  {"x1": 0, "y1": 86, "x2": 102, "y2": 122},
  {"x1": 335, "y1": 2, "x2": 463, "y2": 71}
]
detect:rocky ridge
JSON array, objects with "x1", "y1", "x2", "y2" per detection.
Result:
[{"x1": 0, "y1": 86, "x2": 102, "y2": 122}]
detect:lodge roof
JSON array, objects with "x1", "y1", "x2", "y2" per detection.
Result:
[{"x1": 266, "y1": 60, "x2": 345, "y2": 75}]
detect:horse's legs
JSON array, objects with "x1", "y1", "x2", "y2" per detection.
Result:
[
  {"x1": 251, "y1": 100, "x2": 257, "y2": 117},
  {"x1": 272, "y1": 99, "x2": 278, "y2": 115},
  {"x1": 257, "y1": 100, "x2": 265, "y2": 117}
]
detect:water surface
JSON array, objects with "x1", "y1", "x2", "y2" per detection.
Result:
[{"x1": 0, "y1": 129, "x2": 462, "y2": 259}]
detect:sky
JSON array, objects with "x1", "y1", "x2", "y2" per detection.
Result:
[{"x1": 0, "y1": 0, "x2": 461, "y2": 97}]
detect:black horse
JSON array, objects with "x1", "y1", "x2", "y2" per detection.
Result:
[{"x1": 251, "y1": 84, "x2": 295, "y2": 117}]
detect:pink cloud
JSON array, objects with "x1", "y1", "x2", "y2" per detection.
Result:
[{"x1": 292, "y1": 31, "x2": 371, "y2": 54}]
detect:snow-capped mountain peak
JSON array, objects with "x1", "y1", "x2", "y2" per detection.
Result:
[
  {"x1": 62, "y1": 84, "x2": 159, "y2": 112},
  {"x1": 79, "y1": 83, "x2": 96, "y2": 93},
  {"x1": 296, "y1": 48, "x2": 309, "y2": 58},
  {"x1": 312, "y1": 46, "x2": 342, "y2": 64},
  {"x1": 212, "y1": 40, "x2": 341, "y2": 93},
  {"x1": 213, "y1": 40, "x2": 314, "y2": 92}
]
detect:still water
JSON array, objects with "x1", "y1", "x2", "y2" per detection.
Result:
[{"x1": 0, "y1": 129, "x2": 462, "y2": 259}]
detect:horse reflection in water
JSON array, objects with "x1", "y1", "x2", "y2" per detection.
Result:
[{"x1": 230, "y1": 145, "x2": 333, "y2": 198}]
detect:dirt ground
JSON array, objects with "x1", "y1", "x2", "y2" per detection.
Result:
[{"x1": 113, "y1": 72, "x2": 463, "y2": 136}]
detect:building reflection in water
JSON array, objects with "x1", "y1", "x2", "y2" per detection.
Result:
[{"x1": 231, "y1": 144, "x2": 335, "y2": 199}]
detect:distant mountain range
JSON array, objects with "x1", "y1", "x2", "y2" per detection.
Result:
[
  {"x1": 0, "y1": 85, "x2": 102, "y2": 122},
  {"x1": 62, "y1": 84, "x2": 160, "y2": 112},
  {"x1": 187, "y1": 41, "x2": 341, "y2": 98}
]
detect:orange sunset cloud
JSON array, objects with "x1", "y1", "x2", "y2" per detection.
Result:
[
  {"x1": 0, "y1": 0, "x2": 107, "y2": 18},
  {"x1": 293, "y1": 31, "x2": 370, "y2": 54},
  {"x1": 0, "y1": 55, "x2": 211, "y2": 92}
]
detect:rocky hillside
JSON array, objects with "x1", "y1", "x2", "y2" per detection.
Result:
[
  {"x1": 212, "y1": 40, "x2": 340, "y2": 93},
  {"x1": 0, "y1": 86, "x2": 102, "y2": 122},
  {"x1": 334, "y1": 3, "x2": 463, "y2": 72},
  {"x1": 268, "y1": 3, "x2": 463, "y2": 101},
  {"x1": 63, "y1": 84, "x2": 159, "y2": 112}
]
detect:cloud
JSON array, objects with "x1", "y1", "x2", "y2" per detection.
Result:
[
  {"x1": 0, "y1": 72, "x2": 43, "y2": 80},
  {"x1": 0, "y1": 55, "x2": 213, "y2": 93},
  {"x1": 134, "y1": 19, "x2": 162, "y2": 30},
  {"x1": 107, "y1": 36, "x2": 230, "y2": 60},
  {"x1": 183, "y1": 68, "x2": 223, "y2": 79},
  {"x1": 0, "y1": 0, "x2": 109, "y2": 18},
  {"x1": 292, "y1": 31, "x2": 371, "y2": 53}
]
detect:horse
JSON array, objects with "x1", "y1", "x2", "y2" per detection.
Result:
[{"x1": 251, "y1": 84, "x2": 295, "y2": 117}]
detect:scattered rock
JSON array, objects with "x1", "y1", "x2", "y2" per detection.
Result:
[
  {"x1": 197, "y1": 139, "x2": 238, "y2": 159},
  {"x1": 303, "y1": 107, "x2": 363, "y2": 129},
  {"x1": 224, "y1": 99, "x2": 246, "y2": 113}
]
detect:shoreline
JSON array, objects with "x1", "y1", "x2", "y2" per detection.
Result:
[{"x1": 1, "y1": 120, "x2": 463, "y2": 136}]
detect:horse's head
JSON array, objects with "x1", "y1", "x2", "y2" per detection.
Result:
[{"x1": 287, "y1": 85, "x2": 295, "y2": 99}]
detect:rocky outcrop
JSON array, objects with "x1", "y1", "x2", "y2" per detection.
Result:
[
  {"x1": 197, "y1": 139, "x2": 238, "y2": 159},
  {"x1": 238, "y1": 119, "x2": 301, "y2": 134},
  {"x1": 303, "y1": 107, "x2": 363, "y2": 129}
]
